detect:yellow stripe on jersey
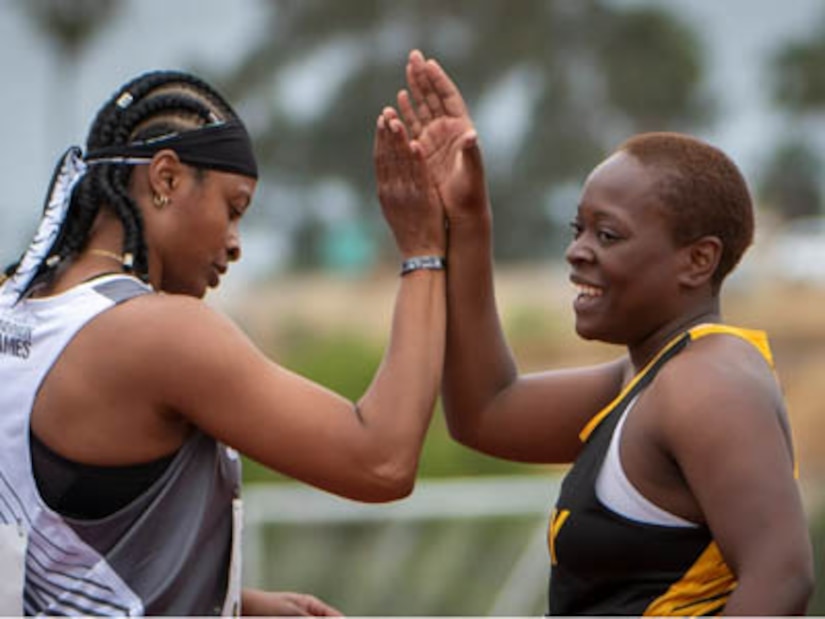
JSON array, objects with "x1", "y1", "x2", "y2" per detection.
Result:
[
  {"x1": 643, "y1": 542, "x2": 736, "y2": 616},
  {"x1": 547, "y1": 508, "x2": 570, "y2": 566},
  {"x1": 578, "y1": 330, "x2": 688, "y2": 443},
  {"x1": 687, "y1": 323, "x2": 774, "y2": 369}
]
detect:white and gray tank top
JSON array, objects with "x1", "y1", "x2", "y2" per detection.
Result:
[{"x1": 0, "y1": 274, "x2": 243, "y2": 616}]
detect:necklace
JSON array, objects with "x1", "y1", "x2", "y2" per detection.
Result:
[
  {"x1": 88, "y1": 248, "x2": 125, "y2": 263},
  {"x1": 88, "y1": 248, "x2": 135, "y2": 269}
]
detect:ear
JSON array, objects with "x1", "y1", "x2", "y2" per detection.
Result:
[
  {"x1": 677, "y1": 235, "x2": 722, "y2": 289},
  {"x1": 147, "y1": 149, "x2": 185, "y2": 198}
]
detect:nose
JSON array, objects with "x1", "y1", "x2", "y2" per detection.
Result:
[
  {"x1": 227, "y1": 221, "x2": 241, "y2": 263},
  {"x1": 564, "y1": 235, "x2": 594, "y2": 266}
]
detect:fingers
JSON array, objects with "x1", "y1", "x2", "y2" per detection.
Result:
[
  {"x1": 405, "y1": 51, "x2": 432, "y2": 125},
  {"x1": 374, "y1": 106, "x2": 425, "y2": 199},
  {"x1": 407, "y1": 50, "x2": 471, "y2": 121},
  {"x1": 279, "y1": 592, "x2": 344, "y2": 617},
  {"x1": 408, "y1": 49, "x2": 447, "y2": 119},
  {"x1": 397, "y1": 90, "x2": 421, "y2": 138},
  {"x1": 303, "y1": 594, "x2": 344, "y2": 616},
  {"x1": 459, "y1": 128, "x2": 486, "y2": 178},
  {"x1": 425, "y1": 58, "x2": 469, "y2": 117},
  {"x1": 374, "y1": 106, "x2": 412, "y2": 181}
]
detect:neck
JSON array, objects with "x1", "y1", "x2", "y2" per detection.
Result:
[
  {"x1": 628, "y1": 298, "x2": 721, "y2": 371},
  {"x1": 35, "y1": 212, "x2": 130, "y2": 296}
]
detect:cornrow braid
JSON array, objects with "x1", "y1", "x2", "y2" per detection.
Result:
[
  {"x1": 22, "y1": 70, "x2": 243, "y2": 289},
  {"x1": 57, "y1": 172, "x2": 101, "y2": 259}
]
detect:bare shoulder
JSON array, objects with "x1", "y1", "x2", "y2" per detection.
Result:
[
  {"x1": 670, "y1": 331, "x2": 778, "y2": 398},
  {"x1": 83, "y1": 292, "x2": 260, "y2": 380},
  {"x1": 649, "y1": 330, "x2": 786, "y2": 446},
  {"x1": 97, "y1": 292, "x2": 248, "y2": 346}
]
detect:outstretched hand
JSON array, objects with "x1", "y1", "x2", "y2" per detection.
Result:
[
  {"x1": 374, "y1": 105, "x2": 446, "y2": 258},
  {"x1": 397, "y1": 49, "x2": 488, "y2": 224},
  {"x1": 242, "y1": 589, "x2": 344, "y2": 616}
]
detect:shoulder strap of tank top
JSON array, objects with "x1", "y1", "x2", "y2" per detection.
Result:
[
  {"x1": 578, "y1": 330, "x2": 691, "y2": 442},
  {"x1": 579, "y1": 323, "x2": 773, "y2": 443},
  {"x1": 687, "y1": 323, "x2": 773, "y2": 368},
  {"x1": 92, "y1": 275, "x2": 152, "y2": 305}
]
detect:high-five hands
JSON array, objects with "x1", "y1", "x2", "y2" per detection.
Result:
[
  {"x1": 374, "y1": 105, "x2": 446, "y2": 258},
  {"x1": 396, "y1": 49, "x2": 489, "y2": 223}
]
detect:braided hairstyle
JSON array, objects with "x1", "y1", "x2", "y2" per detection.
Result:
[{"x1": 18, "y1": 71, "x2": 242, "y2": 288}]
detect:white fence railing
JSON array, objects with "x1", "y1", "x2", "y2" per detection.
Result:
[{"x1": 242, "y1": 474, "x2": 562, "y2": 616}]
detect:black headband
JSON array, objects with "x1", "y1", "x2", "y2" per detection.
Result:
[{"x1": 84, "y1": 121, "x2": 258, "y2": 179}]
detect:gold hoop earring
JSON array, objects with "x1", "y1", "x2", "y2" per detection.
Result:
[{"x1": 153, "y1": 193, "x2": 169, "y2": 208}]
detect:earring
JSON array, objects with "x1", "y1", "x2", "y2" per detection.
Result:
[{"x1": 153, "y1": 193, "x2": 169, "y2": 208}]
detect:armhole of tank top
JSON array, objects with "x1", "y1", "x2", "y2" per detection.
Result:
[{"x1": 595, "y1": 396, "x2": 699, "y2": 528}]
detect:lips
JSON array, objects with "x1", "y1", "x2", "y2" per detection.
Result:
[
  {"x1": 570, "y1": 275, "x2": 604, "y2": 296},
  {"x1": 570, "y1": 277, "x2": 605, "y2": 312},
  {"x1": 573, "y1": 283, "x2": 603, "y2": 298}
]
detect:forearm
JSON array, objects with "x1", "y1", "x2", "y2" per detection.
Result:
[
  {"x1": 356, "y1": 267, "x2": 446, "y2": 492},
  {"x1": 442, "y1": 212, "x2": 518, "y2": 446}
]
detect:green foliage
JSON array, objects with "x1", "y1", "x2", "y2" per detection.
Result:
[
  {"x1": 596, "y1": 6, "x2": 711, "y2": 128},
  {"x1": 417, "y1": 413, "x2": 541, "y2": 479},
  {"x1": 243, "y1": 325, "x2": 380, "y2": 483},
  {"x1": 771, "y1": 33, "x2": 825, "y2": 113},
  {"x1": 758, "y1": 138, "x2": 823, "y2": 219},
  {"x1": 242, "y1": 316, "x2": 562, "y2": 483}
]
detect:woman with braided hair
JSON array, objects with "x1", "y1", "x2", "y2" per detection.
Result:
[{"x1": 0, "y1": 70, "x2": 446, "y2": 615}]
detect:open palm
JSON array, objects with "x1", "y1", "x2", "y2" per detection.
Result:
[{"x1": 397, "y1": 50, "x2": 488, "y2": 222}]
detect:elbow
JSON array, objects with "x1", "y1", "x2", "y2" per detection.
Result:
[
  {"x1": 446, "y1": 419, "x2": 476, "y2": 448},
  {"x1": 444, "y1": 409, "x2": 485, "y2": 452},
  {"x1": 368, "y1": 454, "x2": 418, "y2": 501},
  {"x1": 349, "y1": 453, "x2": 418, "y2": 503},
  {"x1": 441, "y1": 388, "x2": 498, "y2": 453}
]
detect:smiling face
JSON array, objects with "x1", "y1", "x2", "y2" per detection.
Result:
[
  {"x1": 565, "y1": 151, "x2": 687, "y2": 346},
  {"x1": 153, "y1": 166, "x2": 256, "y2": 298}
]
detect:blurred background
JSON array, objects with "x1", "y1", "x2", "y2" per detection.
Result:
[{"x1": 3, "y1": 0, "x2": 825, "y2": 614}]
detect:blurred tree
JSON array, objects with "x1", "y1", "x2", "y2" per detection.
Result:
[
  {"x1": 19, "y1": 0, "x2": 121, "y2": 142},
  {"x1": 211, "y1": 0, "x2": 713, "y2": 265},
  {"x1": 765, "y1": 15, "x2": 825, "y2": 219},
  {"x1": 758, "y1": 138, "x2": 822, "y2": 220},
  {"x1": 770, "y1": 23, "x2": 825, "y2": 113}
]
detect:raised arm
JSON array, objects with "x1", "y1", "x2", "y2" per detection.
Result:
[
  {"x1": 80, "y1": 109, "x2": 448, "y2": 503},
  {"x1": 397, "y1": 50, "x2": 625, "y2": 463}
]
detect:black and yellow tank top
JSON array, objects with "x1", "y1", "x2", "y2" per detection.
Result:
[{"x1": 547, "y1": 324, "x2": 777, "y2": 616}]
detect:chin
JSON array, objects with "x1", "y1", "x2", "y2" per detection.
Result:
[
  {"x1": 573, "y1": 315, "x2": 598, "y2": 341},
  {"x1": 574, "y1": 320, "x2": 623, "y2": 345}
]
